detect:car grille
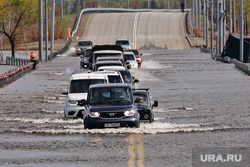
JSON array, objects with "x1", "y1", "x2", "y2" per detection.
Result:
[{"x1": 100, "y1": 112, "x2": 124, "y2": 118}]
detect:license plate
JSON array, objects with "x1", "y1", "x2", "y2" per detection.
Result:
[{"x1": 104, "y1": 123, "x2": 120, "y2": 128}]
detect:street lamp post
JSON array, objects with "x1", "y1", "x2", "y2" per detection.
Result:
[
  {"x1": 50, "y1": 0, "x2": 55, "y2": 61},
  {"x1": 45, "y1": 0, "x2": 48, "y2": 62},
  {"x1": 203, "y1": 0, "x2": 206, "y2": 40},
  {"x1": 39, "y1": 0, "x2": 43, "y2": 61},
  {"x1": 240, "y1": 0, "x2": 244, "y2": 62}
]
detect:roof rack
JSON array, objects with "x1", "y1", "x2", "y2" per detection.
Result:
[{"x1": 132, "y1": 88, "x2": 149, "y2": 91}]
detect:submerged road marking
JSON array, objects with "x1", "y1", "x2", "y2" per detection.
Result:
[{"x1": 128, "y1": 134, "x2": 144, "y2": 167}]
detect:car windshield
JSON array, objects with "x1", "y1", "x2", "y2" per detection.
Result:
[
  {"x1": 70, "y1": 79, "x2": 106, "y2": 93},
  {"x1": 116, "y1": 40, "x2": 129, "y2": 45},
  {"x1": 95, "y1": 63, "x2": 123, "y2": 71},
  {"x1": 94, "y1": 53, "x2": 122, "y2": 61},
  {"x1": 131, "y1": 50, "x2": 139, "y2": 55},
  {"x1": 124, "y1": 54, "x2": 135, "y2": 60},
  {"x1": 120, "y1": 71, "x2": 132, "y2": 84},
  {"x1": 89, "y1": 87, "x2": 133, "y2": 105},
  {"x1": 78, "y1": 41, "x2": 92, "y2": 46},
  {"x1": 133, "y1": 92, "x2": 148, "y2": 105}
]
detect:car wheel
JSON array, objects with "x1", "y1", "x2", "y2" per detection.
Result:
[
  {"x1": 84, "y1": 122, "x2": 89, "y2": 129},
  {"x1": 149, "y1": 113, "x2": 154, "y2": 123}
]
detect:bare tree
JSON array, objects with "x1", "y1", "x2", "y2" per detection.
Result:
[{"x1": 0, "y1": 0, "x2": 39, "y2": 57}]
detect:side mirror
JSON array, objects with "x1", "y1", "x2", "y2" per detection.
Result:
[
  {"x1": 133, "y1": 79, "x2": 139, "y2": 83},
  {"x1": 61, "y1": 89, "x2": 68, "y2": 95},
  {"x1": 153, "y1": 100, "x2": 158, "y2": 107},
  {"x1": 140, "y1": 53, "x2": 142, "y2": 56},
  {"x1": 78, "y1": 99, "x2": 87, "y2": 106}
]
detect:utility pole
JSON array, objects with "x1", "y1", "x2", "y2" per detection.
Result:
[
  {"x1": 229, "y1": 0, "x2": 232, "y2": 33},
  {"x1": 223, "y1": 0, "x2": 226, "y2": 47},
  {"x1": 203, "y1": 0, "x2": 206, "y2": 40},
  {"x1": 240, "y1": 0, "x2": 244, "y2": 62},
  {"x1": 219, "y1": 1, "x2": 223, "y2": 54},
  {"x1": 216, "y1": 0, "x2": 219, "y2": 54},
  {"x1": 50, "y1": 0, "x2": 55, "y2": 61},
  {"x1": 39, "y1": 0, "x2": 43, "y2": 61},
  {"x1": 195, "y1": 0, "x2": 198, "y2": 28},
  {"x1": 233, "y1": 0, "x2": 236, "y2": 33},
  {"x1": 206, "y1": 0, "x2": 209, "y2": 48},
  {"x1": 45, "y1": 0, "x2": 48, "y2": 62},
  {"x1": 211, "y1": 0, "x2": 214, "y2": 58},
  {"x1": 192, "y1": 0, "x2": 194, "y2": 26},
  {"x1": 198, "y1": 0, "x2": 201, "y2": 36},
  {"x1": 61, "y1": 0, "x2": 63, "y2": 20}
]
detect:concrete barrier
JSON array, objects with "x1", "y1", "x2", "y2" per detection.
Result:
[{"x1": 0, "y1": 62, "x2": 34, "y2": 87}]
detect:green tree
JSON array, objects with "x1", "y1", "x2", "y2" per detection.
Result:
[{"x1": 0, "y1": 0, "x2": 38, "y2": 57}]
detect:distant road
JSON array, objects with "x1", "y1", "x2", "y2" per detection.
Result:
[{"x1": 80, "y1": 11, "x2": 190, "y2": 50}]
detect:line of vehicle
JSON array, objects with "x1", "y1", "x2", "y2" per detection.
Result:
[{"x1": 132, "y1": 13, "x2": 141, "y2": 49}]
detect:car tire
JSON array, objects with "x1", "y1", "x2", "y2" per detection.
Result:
[
  {"x1": 149, "y1": 114, "x2": 154, "y2": 123},
  {"x1": 84, "y1": 122, "x2": 89, "y2": 129}
]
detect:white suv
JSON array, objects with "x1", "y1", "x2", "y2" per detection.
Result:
[
  {"x1": 115, "y1": 39, "x2": 132, "y2": 49},
  {"x1": 124, "y1": 51, "x2": 138, "y2": 69},
  {"x1": 61, "y1": 73, "x2": 108, "y2": 118}
]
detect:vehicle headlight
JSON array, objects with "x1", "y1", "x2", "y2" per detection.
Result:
[
  {"x1": 77, "y1": 48, "x2": 81, "y2": 51},
  {"x1": 136, "y1": 58, "x2": 141, "y2": 61},
  {"x1": 67, "y1": 100, "x2": 78, "y2": 105},
  {"x1": 89, "y1": 112, "x2": 100, "y2": 118},
  {"x1": 124, "y1": 110, "x2": 136, "y2": 116}
]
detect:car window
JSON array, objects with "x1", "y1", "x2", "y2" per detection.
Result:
[
  {"x1": 124, "y1": 54, "x2": 135, "y2": 60},
  {"x1": 120, "y1": 71, "x2": 132, "y2": 84},
  {"x1": 108, "y1": 76, "x2": 123, "y2": 83},
  {"x1": 78, "y1": 41, "x2": 92, "y2": 46},
  {"x1": 134, "y1": 93, "x2": 148, "y2": 105},
  {"x1": 70, "y1": 79, "x2": 106, "y2": 93},
  {"x1": 95, "y1": 63, "x2": 123, "y2": 71},
  {"x1": 116, "y1": 40, "x2": 129, "y2": 45},
  {"x1": 89, "y1": 87, "x2": 133, "y2": 105},
  {"x1": 95, "y1": 53, "x2": 121, "y2": 61},
  {"x1": 132, "y1": 50, "x2": 139, "y2": 55}
]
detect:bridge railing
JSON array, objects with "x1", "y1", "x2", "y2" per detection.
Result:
[{"x1": 6, "y1": 57, "x2": 30, "y2": 66}]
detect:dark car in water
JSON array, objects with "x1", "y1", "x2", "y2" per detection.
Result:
[
  {"x1": 76, "y1": 40, "x2": 93, "y2": 55},
  {"x1": 78, "y1": 83, "x2": 140, "y2": 129},
  {"x1": 80, "y1": 47, "x2": 92, "y2": 69},
  {"x1": 133, "y1": 88, "x2": 158, "y2": 123}
]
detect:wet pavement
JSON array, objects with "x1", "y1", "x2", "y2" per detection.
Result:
[{"x1": 0, "y1": 48, "x2": 250, "y2": 167}]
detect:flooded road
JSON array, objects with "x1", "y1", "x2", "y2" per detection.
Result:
[{"x1": 0, "y1": 49, "x2": 250, "y2": 166}]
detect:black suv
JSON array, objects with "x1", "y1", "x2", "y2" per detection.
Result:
[
  {"x1": 76, "y1": 40, "x2": 93, "y2": 55},
  {"x1": 78, "y1": 83, "x2": 140, "y2": 129},
  {"x1": 133, "y1": 89, "x2": 158, "y2": 123}
]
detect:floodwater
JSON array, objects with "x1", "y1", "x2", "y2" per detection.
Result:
[{"x1": 0, "y1": 48, "x2": 249, "y2": 166}]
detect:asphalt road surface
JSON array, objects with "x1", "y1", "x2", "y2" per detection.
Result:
[
  {"x1": 82, "y1": 12, "x2": 190, "y2": 50},
  {"x1": 0, "y1": 11, "x2": 250, "y2": 167}
]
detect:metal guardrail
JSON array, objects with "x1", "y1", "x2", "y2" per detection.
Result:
[{"x1": 6, "y1": 57, "x2": 29, "y2": 66}]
